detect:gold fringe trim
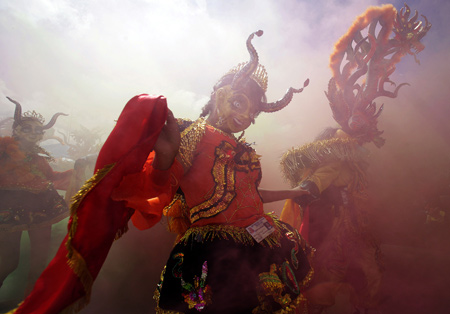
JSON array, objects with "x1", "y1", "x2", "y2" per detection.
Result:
[
  {"x1": 177, "y1": 224, "x2": 282, "y2": 248},
  {"x1": 64, "y1": 163, "x2": 116, "y2": 303},
  {"x1": 300, "y1": 267, "x2": 315, "y2": 289},
  {"x1": 4, "y1": 302, "x2": 22, "y2": 314},
  {"x1": 66, "y1": 246, "x2": 94, "y2": 300},
  {"x1": 280, "y1": 137, "x2": 366, "y2": 187},
  {"x1": 68, "y1": 163, "x2": 115, "y2": 218},
  {"x1": 3, "y1": 296, "x2": 91, "y2": 314}
]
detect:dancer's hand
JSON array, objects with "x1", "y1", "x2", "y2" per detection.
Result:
[
  {"x1": 291, "y1": 185, "x2": 310, "y2": 198},
  {"x1": 153, "y1": 110, "x2": 181, "y2": 170}
]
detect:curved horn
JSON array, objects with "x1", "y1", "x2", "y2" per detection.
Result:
[
  {"x1": 418, "y1": 14, "x2": 432, "y2": 40},
  {"x1": 410, "y1": 9, "x2": 419, "y2": 23},
  {"x1": 403, "y1": 4, "x2": 411, "y2": 20},
  {"x1": 231, "y1": 30, "x2": 263, "y2": 90},
  {"x1": 261, "y1": 79, "x2": 309, "y2": 113},
  {"x1": 6, "y1": 96, "x2": 23, "y2": 126},
  {"x1": 43, "y1": 112, "x2": 68, "y2": 129},
  {"x1": 375, "y1": 82, "x2": 410, "y2": 99}
]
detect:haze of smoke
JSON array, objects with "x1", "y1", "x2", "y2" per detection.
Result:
[{"x1": 1, "y1": 0, "x2": 449, "y2": 313}]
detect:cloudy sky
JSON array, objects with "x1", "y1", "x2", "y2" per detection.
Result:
[
  {"x1": 1, "y1": 0, "x2": 450, "y2": 312},
  {"x1": 2, "y1": 0, "x2": 448, "y2": 187},
  {"x1": 1, "y1": 0, "x2": 448, "y2": 155}
]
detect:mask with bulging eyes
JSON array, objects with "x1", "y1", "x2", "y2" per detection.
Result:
[
  {"x1": 214, "y1": 85, "x2": 259, "y2": 134},
  {"x1": 13, "y1": 119, "x2": 45, "y2": 145}
]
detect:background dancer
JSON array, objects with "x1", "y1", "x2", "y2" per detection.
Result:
[{"x1": 280, "y1": 4, "x2": 431, "y2": 313}]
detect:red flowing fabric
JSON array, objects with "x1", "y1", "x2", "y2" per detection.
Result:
[
  {"x1": 13, "y1": 94, "x2": 168, "y2": 314},
  {"x1": 110, "y1": 151, "x2": 184, "y2": 231}
]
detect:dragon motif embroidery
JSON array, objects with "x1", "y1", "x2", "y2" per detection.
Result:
[{"x1": 190, "y1": 140, "x2": 261, "y2": 223}]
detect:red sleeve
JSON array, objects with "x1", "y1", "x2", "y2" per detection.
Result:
[{"x1": 111, "y1": 152, "x2": 184, "y2": 230}]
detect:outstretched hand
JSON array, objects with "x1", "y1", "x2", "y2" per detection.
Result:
[
  {"x1": 152, "y1": 109, "x2": 181, "y2": 170},
  {"x1": 292, "y1": 184, "x2": 315, "y2": 205},
  {"x1": 258, "y1": 186, "x2": 310, "y2": 204},
  {"x1": 292, "y1": 185, "x2": 310, "y2": 198}
]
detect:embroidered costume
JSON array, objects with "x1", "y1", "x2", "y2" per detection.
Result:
[
  {"x1": 112, "y1": 117, "x2": 313, "y2": 313},
  {"x1": 0, "y1": 136, "x2": 71, "y2": 232}
]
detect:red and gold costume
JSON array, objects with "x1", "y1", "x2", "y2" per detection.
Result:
[
  {"x1": 120, "y1": 117, "x2": 269, "y2": 231},
  {"x1": 0, "y1": 137, "x2": 71, "y2": 231},
  {"x1": 113, "y1": 116, "x2": 313, "y2": 313}
]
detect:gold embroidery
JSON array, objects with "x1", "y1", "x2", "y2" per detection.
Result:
[
  {"x1": 272, "y1": 293, "x2": 308, "y2": 314},
  {"x1": 299, "y1": 267, "x2": 314, "y2": 289},
  {"x1": 254, "y1": 263, "x2": 310, "y2": 314},
  {"x1": 189, "y1": 135, "x2": 264, "y2": 223},
  {"x1": 178, "y1": 119, "x2": 263, "y2": 225},
  {"x1": 189, "y1": 141, "x2": 237, "y2": 223},
  {"x1": 178, "y1": 118, "x2": 206, "y2": 169}
]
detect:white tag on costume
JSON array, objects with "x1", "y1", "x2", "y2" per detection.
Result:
[{"x1": 246, "y1": 217, "x2": 275, "y2": 243}]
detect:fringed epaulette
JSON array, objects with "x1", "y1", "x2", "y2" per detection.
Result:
[
  {"x1": 177, "y1": 118, "x2": 207, "y2": 169},
  {"x1": 280, "y1": 137, "x2": 367, "y2": 187}
]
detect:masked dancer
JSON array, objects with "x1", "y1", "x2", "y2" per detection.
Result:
[
  {"x1": 10, "y1": 30, "x2": 315, "y2": 314},
  {"x1": 279, "y1": 4, "x2": 430, "y2": 313},
  {"x1": 0, "y1": 98, "x2": 72, "y2": 298}
]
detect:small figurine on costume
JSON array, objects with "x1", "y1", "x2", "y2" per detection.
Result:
[
  {"x1": 279, "y1": 4, "x2": 431, "y2": 313},
  {"x1": 0, "y1": 97, "x2": 72, "y2": 298},
  {"x1": 10, "y1": 31, "x2": 314, "y2": 314}
]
